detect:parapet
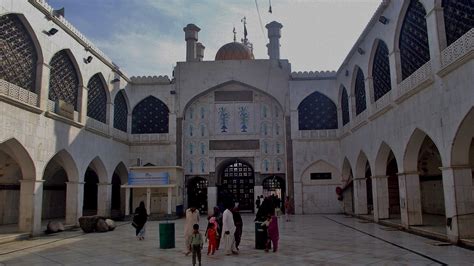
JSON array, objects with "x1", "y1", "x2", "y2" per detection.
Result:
[
  {"x1": 130, "y1": 76, "x2": 171, "y2": 85},
  {"x1": 291, "y1": 71, "x2": 337, "y2": 80}
]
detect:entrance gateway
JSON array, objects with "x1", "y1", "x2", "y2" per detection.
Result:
[{"x1": 218, "y1": 160, "x2": 255, "y2": 212}]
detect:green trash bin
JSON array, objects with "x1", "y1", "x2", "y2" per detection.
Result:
[
  {"x1": 255, "y1": 221, "x2": 268, "y2": 249},
  {"x1": 159, "y1": 222, "x2": 175, "y2": 249}
]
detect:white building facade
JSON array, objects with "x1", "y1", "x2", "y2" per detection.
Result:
[{"x1": 0, "y1": 0, "x2": 473, "y2": 243}]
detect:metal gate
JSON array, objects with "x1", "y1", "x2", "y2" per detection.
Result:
[{"x1": 219, "y1": 161, "x2": 254, "y2": 211}]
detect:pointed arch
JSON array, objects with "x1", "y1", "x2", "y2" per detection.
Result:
[
  {"x1": 86, "y1": 156, "x2": 108, "y2": 183},
  {"x1": 451, "y1": 107, "x2": 474, "y2": 166},
  {"x1": 132, "y1": 96, "x2": 170, "y2": 134},
  {"x1": 370, "y1": 39, "x2": 392, "y2": 102},
  {"x1": 86, "y1": 73, "x2": 109, "y2": 123},
  {"x1": 113, "y1": 90, "x2": 129, "y2": 132},
  {"x1": 112, "y1": 161, "x2": 128, "y2": 185},
  {"x1": 353, "y1": 66, "x2": 367, "y2": 115},
  {"x1": 442, "y1": 0, "x2": 474, "y2": 46},
  {"x1": 0, "y1": 138, "x2": 36, "y2": 180},
  {"x1": 43, "y1": 149, "x2": 79, "y2": 183},
  {"x1": 403, "y1": 129, "x2": 444, "y2": 173},
  {"x1": 397, "y1": 0, "x2": 430, "y2": 80},
  {"x1": 355, "y1": 151, "x2": 371, "y2": 179},
  {"x1": 341, "y1": 157, "x2": 353, "y2": 181},
  {"x1": 298, "y1": 91, "x2": 338, "y2": 130},
  {"x1": 340, "y1": 85, "x2": 350, "y2": 126},
  {"x1": 0, "y1": 14, "x2": 43, "y2": 94},
  {"x1": 48, "y1": 49, "x2": 82, "y2": 110},
  {"x1": 374, "y1": 142, "x2": 396, "y2": 176}
]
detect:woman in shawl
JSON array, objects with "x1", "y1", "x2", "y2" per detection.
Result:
[
  {"x1": 210, "y1": 206, "x2": 223, "y2": 250},
  {"x1": 266, "y1": 210, "x2": 279, "y2": 252},
  {"x1": 133, "y1": 201, "x2": 148, "y2": 240},
  {"x1": 232, "y1": 207, "x2": 243, "y2": 250}
]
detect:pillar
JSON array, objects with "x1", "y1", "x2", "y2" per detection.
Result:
[
  {"x1": 398, "y1": 172, "x2": 423, "y2": 226},
  {"x1": 146, "y1": 188, "x2": 151, "y2": 215},
  {"x1": 424, "y1": 3, "x2": 444, "y2": 72},
  {"x1": 125, "y1": 187, "x2": 131, "y2": 215},
  {"x1": 97, "y1": 182, "x2": 112, "y2": 217},
  {"x1": 371, "y1": 175, "x2": 389, "y2": 221},
  {"x1": 168, "y1": 187, "x2": 172, "y2": 214},
  {"x1": 207, "y1": 186, "x2": 217, "y2": 213},
  {"x1": 78, "y1": 86, "x2": 88, "y2": 123},
  {"x1": 353, "y1": 177, "x2": 368, "y2": 214},
  {"x1": 18, "y1": 179, "x2": 44, "y2": 235},
  {"x1": 66, "y1": 181, "x2": 84, "y2": 225},
  {"x1": 442, "y1": 166, "x2": 474, "y2": 242},
  {"x1": 38, "y1": 62, "x2": 50, "y2": 110}
]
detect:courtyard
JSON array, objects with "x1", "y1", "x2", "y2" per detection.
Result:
[{"x1": 1, "y1": 214, "x2": 473, "y2": 265}]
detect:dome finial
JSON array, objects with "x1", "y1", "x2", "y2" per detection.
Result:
[{"x1": 233, "y1": 26, "x2": 236, "y2": 42}]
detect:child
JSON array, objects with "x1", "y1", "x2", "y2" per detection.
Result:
[
  {"x1": 265, "y1": 212, "x2": 279, "y2": 252},
  {"x1": 190, "y1": 224, "x2": 203, "y2": 266},
  {"x1": 205, "y1": 222, "x2": 218, "y2": 255}
]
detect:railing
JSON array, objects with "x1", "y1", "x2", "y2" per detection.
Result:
[
  {"x1": 85, "y1": 117, "x2": 109, "y2": 135},
  {"x1": 296, "y1": 129, "x2": 338, "y2": 140},
  {"x1": 130, "y1": 133, "x2": 170, "y2": 143},
  {"x1": 0, "y1": 79, "x2": 38, "y2": 106},
  {"x1": 369, "y1": 90, "x2": 393, "y2": 120},
  {"x1": 440, "y1": 28, "x2": 474, "y2": 70},
  {"x1": 396, "y1": 60, "x2": 433, "y2": 101}
]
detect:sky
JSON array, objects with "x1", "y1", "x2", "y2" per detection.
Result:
[{"x1": 46, "y1": 0, "x2": 381, "y2": 77}]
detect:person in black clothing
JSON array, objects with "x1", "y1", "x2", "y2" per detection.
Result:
[
  {"x1": 133, "y1": 201, "x2": 148, "y2": 240},
  {"x1": 256, "y1": 196, "x2": 261, "y2": 210},
  {"x1": 232, "y1": 207, "x2": 243, "y2": 250}
]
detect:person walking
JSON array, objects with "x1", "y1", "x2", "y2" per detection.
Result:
[
  {"x1": 256, "y1": 196, "x2": 261, "y2": 210},
  {"x1": 205, "y1": 222, "x2": 217, "y2": 255},
  {"x1": 222, "y1": 202, "x2": 238, "y2": 255},
  {"x1": 210, "y1": 206, "x2": 222, "y2": 250},
  {"x1": 190, "y1": 224, "x2": 203, "y2": 266},
  {"x1": 232, "y1": 207, "x2": 243, "y2": 250},
  {"x1": 184, "y1": 206, "x2": 200, "y2": 255},
  {"x1": 133, "y1": 201, "x2": 148, "y2": 240}
]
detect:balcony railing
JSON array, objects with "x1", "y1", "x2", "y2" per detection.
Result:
[
  {"x1": 396, "y1": 60, "x2": 433, "y2": 103},
  {"x1": 440, "y1": 28, "x2": 474, "y2": 74},
  {"x1": 0, "y1": 79, "x2": 38, "y2": 106},
  {"x1": 85, "y1": 117, "x2": 109, "y2": 135}
]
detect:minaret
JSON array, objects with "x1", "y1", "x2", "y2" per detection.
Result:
[
  {"x1": 183, "y1": 24, "x2": 201, "y2": 62},
  {"x1": 265, "y1": 21, "x2": 283, "y2": 60}
]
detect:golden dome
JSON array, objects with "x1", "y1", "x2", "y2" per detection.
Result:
[{"x1": 215, "y1": 42, "x2": 254, "y2": 61}]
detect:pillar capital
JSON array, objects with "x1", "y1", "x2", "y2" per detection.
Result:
[
  {"x1": 66, "y1": 181, "x2": 85, "y2": 185},
  {"x1": 20, "y1": 179, "x2": 44, "y2": 183},
  {"x1": 371, "y1": 175, "x2": 388, "y2": 179}
]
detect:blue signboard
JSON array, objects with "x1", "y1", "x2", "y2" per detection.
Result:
[{"x1": 128, "y1": 171, "x2": 170, "y2": 185}]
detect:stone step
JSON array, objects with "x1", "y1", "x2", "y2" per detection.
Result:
[{"x1": 0, "y1": 232, "x2": 29, "y2": 245}]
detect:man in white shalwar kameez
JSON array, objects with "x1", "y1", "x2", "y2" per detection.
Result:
[
  {"x1": 184, "y1": 207, "x2": 200, "y2": 255},
  {"x1": 222, "y1": 204, "x2": 238, "y2": 255}
]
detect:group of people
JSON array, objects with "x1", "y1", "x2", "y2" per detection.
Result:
[
  {"x1": 183, "y1": 202, "x2": 242, "y2": 266},
  {"x1": 131, "y1": 196, "x2": 293, "y2": 266}
]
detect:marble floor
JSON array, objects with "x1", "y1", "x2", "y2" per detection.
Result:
[{"x1": 0, "y1": 214, "x2": 473, "y2": 265}]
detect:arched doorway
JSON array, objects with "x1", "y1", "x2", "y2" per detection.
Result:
[
  {"x1": 219, "y1": 160, "x2": 254, "y2": 212},
  {"x1": 418, "y1": 136, "x2": 445, "y2": 226},
  {"x1": 111, "y1": 173, "x2": 122, "y2": 218},
  {"x1": 0, "y1": 150, "x2": 21, "y2": 226},
  {"x1": 83, "y1": 168, "x2": 99, "y2": 216},
  {"x1": 262, "y1": 175, "x2": 285, "y2": 211},
  {"x1": 387, "y1": 151, "x2": 400, "y2": 216},
  {"x1": 187, "y1": 177, "x2": 208, "y2": 214},
  {"x1": 365, "y1": 162, "x2": 373, "y2": 214},
  {"x1": 43, "y1": 156, "x2": 68, "y2": 221}
]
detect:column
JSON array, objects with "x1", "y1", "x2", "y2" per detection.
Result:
[
  {"x1": 167, "y1": 187, "x2": 172, "y2": 215},
  {"x1": 371, "y1": 175, "x2": 389, "y2": 221},
  {"x1": 442, "y1": 166, "x2": 474, "y2": 242},
  {"x1": 66, "y1": 181, "x2": 84, "y2": 225},
  {"x1": 398, "y1": 172, "x2": 423, "y2": 226},
  {"x1": 125, "y1": 187, "x2": 131, "y2": 215},
  {"x1": 18, "y1": 179, "x2": 44, "y2": 235},
  {"x1": 207, "y1": 186, "x2": 217, "y2": 213},
  {"x1": 38, "y1": 62, "x2": 50, "y2": 110},
  {"x1": 78, "y1": 86, "x2": 88, "y2": 123},
  {"x1": 146, "y1": 187, "x2": 151, "y2": 215},
  {"x1": 97, "y1": 182, "x2": 112, "y2": 217},
  {"x1": 353, "y1": 177, "x2": 368, "y2": 214},
  {"x1": 254, "y1": 185, "x2": 263, "y2": 213},
  {"x1": 424, "y1": 3, "x2": 444, "y2": 72}
]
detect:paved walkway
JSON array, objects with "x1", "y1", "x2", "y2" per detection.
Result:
[{"x1": 0, "y1": 214, "x2": 473, "y2": 265}]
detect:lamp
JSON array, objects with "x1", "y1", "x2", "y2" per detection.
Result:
[
  {"x1": 84, "y1": 56, "x2": 93, "y2": 64},
  {"x1": 378, "y1": 16, "x2": 389, "y2": 25},
  {"x1": 45, "y1": 28, "x2": 58, "y2": 36},
  {"x1": 357, "y1": 47, "x2": 365, "y2": 55}
]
